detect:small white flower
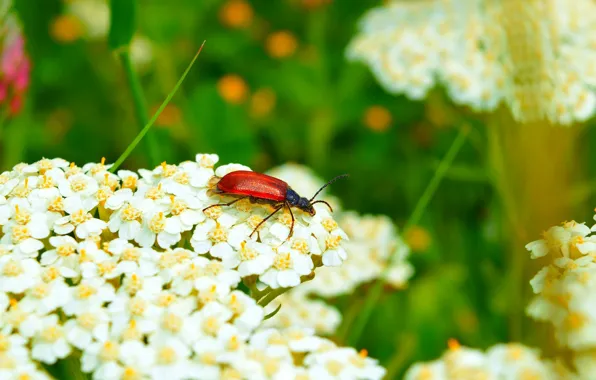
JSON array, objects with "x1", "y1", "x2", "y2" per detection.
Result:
[
  {"x1": 57, "y1": 172, "x2": 99, "y2": 201},
  {"x1": 62, "y1": 278, "x2": 115, "y2": 316},
  {"x1": 0, "y1": 257, "x2": 41, "y2": 293},
  {"x1": 222, "y1": 240, "x2": 275, "y2": 276},
  {"x1": 54, "y1": 195, "x2": 106, "y2": 238},
  {"x1": 64, "y1": 307, "x2": 110, "y2": 350},
  {"x1": 148, "y1": 336, "x2": 193, "y2": 380},
  {"x1": 40, "y1": 235, "x2": 79, "y2": 277},
  {"x1": 18, "y1": 278, "x2": 71, "y2": 315},
  {"x1": 30, "y1": 314, "x2": 72, "y2": 364},
  {"x1": 260, "y1": 248, "x2": 313, "y2": 289}
]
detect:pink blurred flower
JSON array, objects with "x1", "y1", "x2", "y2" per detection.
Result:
[{"x1": 1, "y1": 14, "x2": 31, "y2": 116}]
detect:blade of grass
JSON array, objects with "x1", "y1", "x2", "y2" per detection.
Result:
[
  {"x1": 110, "y1": 41, "x2": 206, "y2": 173},
  {"x1": 347, "y1": 125, "x2": 470, "y2": 346}
]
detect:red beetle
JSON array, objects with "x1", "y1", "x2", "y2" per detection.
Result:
[{"x1": 203, "y1": 170, "x2": 348, "y2": 240}]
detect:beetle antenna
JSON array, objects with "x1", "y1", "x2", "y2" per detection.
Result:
[
  {"x1": 309, "y1": 174, "x2": 349, "y2": 202},
  {"x1": 311, "y1": 200, "x2": 333, "y2": 212}
]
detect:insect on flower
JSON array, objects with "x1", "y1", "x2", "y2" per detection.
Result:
[{"x1": 204, "y1": 171, "x2": 348, "y2": 240}]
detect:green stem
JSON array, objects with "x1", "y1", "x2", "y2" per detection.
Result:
[
  {"x1": 347, "y1": 126, "x2": 469, "y2": 346},
  {"x1": 257, "y1": 287, "x2": 290, "y2": 307},
  {"x1": 119, "y1": 50, "x2": 159, "y2": 167},
  {"x1": 110, "y1": 42, "x2": 205, "y2": 173},
  {"x1": 336, "y1": 297, "x2": 363, "y2": 343},
  {"x1": 58, "y1": 355, "x2": 88, "y2": 380}
]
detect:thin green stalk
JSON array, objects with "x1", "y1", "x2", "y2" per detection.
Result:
[
  {"x1": 119, "y1": 50, "x2": 159, "y2": 167},
  {"x1": 110, "y1": 41, "x2": 206, "y2": 173},
  {"x1": 347, "y1": 126, "x2": 469, "y2": 346},
  {"x1": 257, "y1": 287, "x2": 290, "y2": 307}
]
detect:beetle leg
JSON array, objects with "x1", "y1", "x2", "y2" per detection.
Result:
[
  {"x1": 202, "y1": 196, "x2": 249, "y2": 212},
  {"x1": 285, "y1": 201, "x2": 295, "y2": 242},
  {"x1": 249, "y1": 204, "x2": 284, "y2": 238}
]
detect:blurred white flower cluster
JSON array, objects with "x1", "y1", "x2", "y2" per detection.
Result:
[
  {"x1": 262, "y1": 164, "x2": 413, "y2": 335},
  {"x1": 526, "y1": 218, "x2": 596, "y2": 378},
  {"x1": 60, "y1": 0, "x2": 153, "y2": 69},
  {"x1": 347, "y1": 0, "x2": 596, "y2": 125},
  {"x1": 404, "y1": 341, "x2": 574, "y2": 380},
  {"x1": 0, "y1": 155, "x2": 386, "y2": 379}
]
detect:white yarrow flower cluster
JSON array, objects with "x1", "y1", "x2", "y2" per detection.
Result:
[
  {"x1": 404, "y1": 342, "x2": 575, "y2": 380},
  {"x1": 526, "y1": 217, "x2": 596, "y2": 378},
  {"x1": 0, "y1": 155, "x2": 385, "y2": 379},
  {"x1": 262, "y1": 164, "x2": 413, "y2": 335},
  {"x1": 347, "y1": 0, "x2": 596, "y2": 125}
]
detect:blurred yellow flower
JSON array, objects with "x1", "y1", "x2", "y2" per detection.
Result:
[
  {"x1": 50, "y1": 14, "x2": 83, "y2": 43},
  {"x1": 217, "y1": 74, "x2": 249, "y2": 104},
  {"x1": 219, "y1": 0, "x2": 254, "y2": 29},
  {"x1": 265, "y1": 31, "x2": 298, "y2": 59},
  {"x1": 404, "y1": 225, "x2": 431, "y2": 252},
  {"x1": 250, "y1": 88, "x2": 277, "y2": 118},
  {"x1": 348, "y1": 0, "x2": 596, "y2": 125},
  {"x1": 363, "y1": 105, "x2": 392, "y2": 132}
]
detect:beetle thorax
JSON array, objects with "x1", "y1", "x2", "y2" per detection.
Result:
[{"x1": 286, "y1": 188, "x2": 315, "y2": 215}]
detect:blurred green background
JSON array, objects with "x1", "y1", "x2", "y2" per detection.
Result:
[{"x1": 7, "y1": 0, "x2": 595, "y2": 377}]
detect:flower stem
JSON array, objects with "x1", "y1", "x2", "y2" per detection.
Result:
[
  {"x1": 257, "y1": 287, "x2": 290, "y2": 307},
  {"x1": 110, "y1": 42, "x2": 206, "y2": 173},
  {"x1": 118, "y1": 50, "x2": 159, "y2": 167},
  {"x1": 347, "y1": 125, "x2": 469, "y2": 346}
]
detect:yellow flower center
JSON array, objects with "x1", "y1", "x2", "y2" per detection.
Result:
[
  {"x1": 77, "y1": 313, "x2": 98, "y2": 330},
  {"x1": 71, "y1": 209, "x2": 90, "y2": 225},
  {"x1": 122, "y1": 320, "x2": 141, "y2": 341},
  {"x1": 0, "y1": 173, "x2": 10, "y2": 185},
  {"x1": 204, "y1": 206, "x2": 222, "y2": 220},
  {"x1": 76, "y1": 284, "x2": 97, "y2": 299},
  {"x1": 202, "y1": 316, "x2": 220, "y2": 336},
  {"x1": 170, "y1": 198, "x2": 187, "y2": 216},
  {"x1": 200, "y1": 352, "x2": 217, "y2": 365},
  {"x1": 122, "y1": 367, "x2": 142, "y2": 380},
  {"x1": 273, "y1": 253, "x2": 292, "y2": 270},
  {"x1": 14, "y1": 206, "x2": 31, "y2": 225},
  {"x1": 321, "y1": 218, "x2": 338, "y2": 232},
  {"x1": 31, "y1": 283, "x2": 49, "y2": 299},
  {"x1": 199, "y1": 285, "x2": 218, "y2": 304},
  {"x1": 325, "y1": 360, "x2": 343, "y2": 376},
  {"x1": 149, "y1": 212, "x2": 166, "y2": 233},
  {"x1": 325, "y1": 235, "x2": 341, "y2": 250},
  {"x1": 48, "y1": 196, "x2": 64, "y2": 212},
  {"x1": 156, "y1": 293, "x2": 177, "y2": 307},
  {"x1": 205, "y1": 261, "x2": 222, "y2": 276},
  {"x1": 38, "y1": 174, "x2": 54, "y2": 189},
  {"x1": 99, "y1": 341, "x2": 120, "y2": 361},
  {"x1": 122, "y1": 176, "x2": 138, "y2": 190},
  {"x1": 145, "y1": 184, "x2": 165, "y2": 200},
  {"x1": 121, "y1": 204, "x2": 142, "y2": 222},
  {"x1": 0, "y1": 334, "x2": 10, "y2": 351},
  {"x1": 239, "y1": 242, "x2": 258, "y2": 261},
  {"x1": 122, "y1": 248, "x2": 141, "y2": 262},
  {"x1": 157, "y1": 347, "x2": 177, "y2": 364},
  {"x1": 70, "y1": 177, "x2": 88, "y2": 192},
  {"x1": 208, "y1": 225, "x2": 228, "y2": 243},
  {"x1": 41, "y1": 326, "x2": 63, "y2": 342},
  {"x1": 11, "y1": 225, "x2": 30, "y2": 243},
  {"x1": 42, "y1": 267, "x2": 60, "y2": 282},
  {"x1": 129, "y1": 298, "x2": 147, "y2": 316},
  {"x1": 98, "y1": 262, "x2": 116, "y2": 276},
  {"x1": 126, "y1": 274, "x2": 143, "y2": 294},
  {"x1": 162, "y1": 313, "x2": 183, "y2": 333},
  {"x1": 246, "y1": 215, "x2": 264, "y2": 230},
  {"x1": 57, "y1": 244, "x2": 75, "y2": 257},
  {"x1": 291, "y1": 239, "x2": 309, "y2": 254},
  {"x1": 3, "y1": 260, "x2": 23, "y2": 276},
  {"x1": 174, "y1": 172, "x2": 189, "y2": 185}
]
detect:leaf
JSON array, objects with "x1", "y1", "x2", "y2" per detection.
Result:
[
  {"x1": 263, "y1": 304, "x2": 282, "y2": 320},
  {"x1": 108, "y1": 0, "x2": 137, "y2": 50}
]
